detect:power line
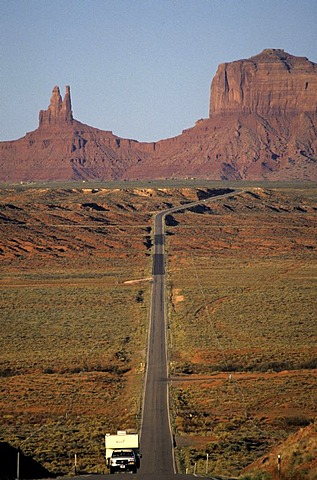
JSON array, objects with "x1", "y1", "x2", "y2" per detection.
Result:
[{"x1": 190, "y1": 253, "x2": 263, "y2": 431}]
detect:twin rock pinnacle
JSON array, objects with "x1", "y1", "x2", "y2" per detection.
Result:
[{"x1": 39, "y1": 85, "x2": 73, "y2": 127}]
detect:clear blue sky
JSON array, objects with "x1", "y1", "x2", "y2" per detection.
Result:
[{"x1": 1, "y1": 0, "x2": 317, "y2": 142}]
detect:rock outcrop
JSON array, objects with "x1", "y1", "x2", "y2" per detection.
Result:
[
  {"x1": 0, "y1": 50, "x2": 316, "y2": 182},
  {"x1": 39, "y1": 85, "x2": 73, "y2": 126},
  {"x1": 209, "y1": 49, "x2": 317, "y2": 116}
]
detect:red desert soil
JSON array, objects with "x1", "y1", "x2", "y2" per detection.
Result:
[{"x1": 0, "y1": 184, "x2": 316, "y2": 478}]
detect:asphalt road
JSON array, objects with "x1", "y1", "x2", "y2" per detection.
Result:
[
  {"x1": 41, "y1": 191, "x2": 241, "y2": 480},
  {"x1": 138, "y1": 210, "x2": 174, "y2": 477},
  {"x1": 137, "y1": 194, "x2": 241, "y2": 479}
]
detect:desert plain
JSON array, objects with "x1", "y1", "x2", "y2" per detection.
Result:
[{"x1": 0, "y1": 181, "x2": 316, "y2": 479}]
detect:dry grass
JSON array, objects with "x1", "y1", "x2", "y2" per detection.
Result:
[
  {"x1": 168, "y1": 258, "x2": 316, "y2": 374},
  {"x1": 1, "y1": 184, "x2": 316, "y2": 477},
  {"x1": 166, "y1": 187, "x2": 317, "y2": 477},
  {"x1": 171, "y1": 371, "x2": 317, "y2": 477},
  {"x1": 0, "y1": 185, "x2": 212, "y2": 475},
  {"x1": 0, "y1": 267, "x2": 149, "y2": 474}
]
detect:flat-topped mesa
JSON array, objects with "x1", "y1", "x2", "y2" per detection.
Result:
[
  {"x1": 209, "y1": 49, "x2": 317, "y2": 117},
  {"x1": 39, "y1": 85, "x2": 73, "y2": 127}
]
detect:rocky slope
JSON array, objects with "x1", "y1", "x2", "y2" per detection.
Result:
[
  {"x1": 242, "y1": 421, "x2": 317, "y2": 479},
  {"x1": 0, "y1": 49, "x2": 316, "y2": 182}
]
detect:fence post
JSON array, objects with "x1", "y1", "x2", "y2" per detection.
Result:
[
  {"x1": 16, "y1": 449, "x2": 20, "y2": 480},
  {"x1": 278, "y1": 454, "x2": 281, "y2": 477}
]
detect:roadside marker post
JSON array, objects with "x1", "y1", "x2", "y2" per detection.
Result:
[
  {"x1": 16, "y1": 449, "x2": 20, "y2": 480},
  {"x1": 278, "y1": 454, "x2": 281, "y2": 477}
]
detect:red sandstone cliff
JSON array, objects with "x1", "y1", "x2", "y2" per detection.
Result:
[
  {"x1": 0, "y1": 49, "x2": 316, "y2": 182},
  {"x1": 209, "y1": 49, "x2": 317, "y2": 116}
]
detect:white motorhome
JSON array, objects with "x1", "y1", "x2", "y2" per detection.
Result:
[{"x1": 105, "y1": 431, "x2": 141, "y2": 474}]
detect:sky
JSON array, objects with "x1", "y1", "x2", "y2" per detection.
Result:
[{"x1": 1, "y1": 0, "x2": 317, "y2": 142}]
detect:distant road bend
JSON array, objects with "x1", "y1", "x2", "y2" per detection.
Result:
[{"x1": 139, "y1": 189, "x2": 241, "y2": 479}]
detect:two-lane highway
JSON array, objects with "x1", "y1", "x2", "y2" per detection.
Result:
[
  {"x1": 139, "y1": 210, "x2": 174, "y2": 476},
  {"x1": 139, "y1": 190, "x2": 240, "y2": 479},
  {"x1": 54, "y1": 190, "x2": 240, "y2": 480}
]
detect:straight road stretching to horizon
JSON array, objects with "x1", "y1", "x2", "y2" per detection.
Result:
[
  {"x1": 137, "y1": 191, "x2": 239, "y2": 479},
  {"x1": 54, "y1": 190, "x2": 239, "y2": 480},
  {"x1": 138, "y1": 210, "x2": 174, "y2": 477}
]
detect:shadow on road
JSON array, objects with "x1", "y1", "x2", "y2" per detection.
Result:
[{"x1": 152, "y1": 253, "x2": 165, "y2": 275}]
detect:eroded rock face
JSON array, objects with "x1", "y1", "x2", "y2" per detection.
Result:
[
  {"x1": 39, "y1": 85, "x2": 73, "y2": 126},
  {"x1": 209, "y1": 49, "x2": 317, "y2": 116},
  {"x1": 0, "y1": 50, "x2": 316, "y2": 182}
]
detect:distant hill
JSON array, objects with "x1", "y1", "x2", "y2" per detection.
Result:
[{"x1": 1, "y1": 49, "x2": 316, "y2": 182}]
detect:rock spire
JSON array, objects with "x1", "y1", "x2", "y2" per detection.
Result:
[
  {"x1": 39, "y1": 85, "x2": 73, "y2": 126},
  {"x1": 1, "y1": 50, "x2": 316, "y2": 182}
]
